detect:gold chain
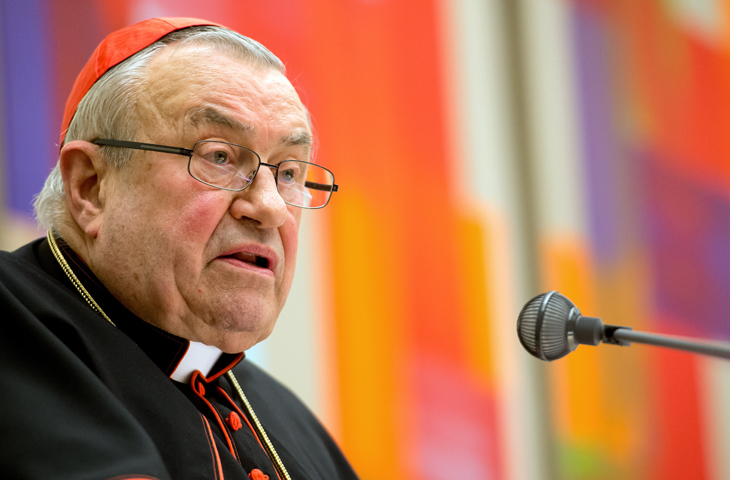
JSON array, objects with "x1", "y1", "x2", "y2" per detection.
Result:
[
  {"x1": 47, "y1": 231, "x2": 115, "y2": 327},
  {"x1": 47, "y1": 231, "x2": 289, "y2": 478},
  {"x1": 226, "y1": 371, "x2": 292, "y2": 480}
]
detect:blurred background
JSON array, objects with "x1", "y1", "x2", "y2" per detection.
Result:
[{"x1": 2, "y1": 0, "x2": 730, "y2": 479}]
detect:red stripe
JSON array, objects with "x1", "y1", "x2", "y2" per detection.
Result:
[
  {"x1": 200, "y1": 414, "x2": 225, "y2": 480},
  {"x1": 105, "y1": 476, "x2": 162, "y2": 480}
]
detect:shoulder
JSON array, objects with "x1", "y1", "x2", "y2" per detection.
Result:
[
  {"x1": 0, "y1": 237, "x2": 94, "y2": 327},
  {"x1": 0, "y1": 237, "x2": 63, "y2": 299},
  {"x1": 0, "y1": 237, "x2": 47, "y2": 279}
]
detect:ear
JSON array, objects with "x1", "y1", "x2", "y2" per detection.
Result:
[{"x1": 59, "y1": 140, "x2": 111, "y2": 238}]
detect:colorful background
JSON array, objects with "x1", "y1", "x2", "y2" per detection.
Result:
[{"x1": 2, "y1": 0, "x2": 730, "y2": 479}]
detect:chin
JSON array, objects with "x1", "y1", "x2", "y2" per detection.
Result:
[
  {"x1": 207, "y1": 328, "x2": 273, "y2": 354},
  {"x1": 200, "y1": 311, "x2": 277, "y2": 353}
]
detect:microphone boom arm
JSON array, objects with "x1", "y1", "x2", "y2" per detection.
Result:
[{"x1": 606, "y1": 327, "x2": 730, "y2": 360}]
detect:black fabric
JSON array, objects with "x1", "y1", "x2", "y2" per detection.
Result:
[{"x1": 0, "y1": 237, "x2": 358, "y2": 480}]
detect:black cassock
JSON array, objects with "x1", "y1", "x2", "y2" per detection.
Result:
[{"x1": 0, "y1": 237, "x2": 358, "y2": 480}]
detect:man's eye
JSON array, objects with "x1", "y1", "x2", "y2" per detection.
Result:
[
  {"x1": 212, "y1": 151, "x2": 229, "y2": 165},
  {"x1": 280, "y1": 168, "x2": 297, "y2": 184}
]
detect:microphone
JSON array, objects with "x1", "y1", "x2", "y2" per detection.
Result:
[{"x1": 516, "y1": 291, "x2": 730, "y2": 361}]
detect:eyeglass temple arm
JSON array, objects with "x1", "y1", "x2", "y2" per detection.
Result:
[
  {"x1": 304, "y1": 181, "x2": 339, "y2": 192},
  {"x1": 93, "y1": 139, "x2": 193, "y2": 157}
]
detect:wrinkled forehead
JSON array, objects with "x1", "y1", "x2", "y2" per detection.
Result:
[
  {"x1": 184, "y1": 105, "x2": 313, "y2": 153},
  {"x1": 137, "y1": 44, "x2": 310, "y2": 146}
]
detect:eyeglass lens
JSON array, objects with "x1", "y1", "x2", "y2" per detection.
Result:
[{"x1": 189, "y1": 141, "x2": 335, "y2": 208}]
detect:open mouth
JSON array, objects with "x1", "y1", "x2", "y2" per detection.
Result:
[{"x1": 222, "y1": 252, "x2": 270, "y2": 269}]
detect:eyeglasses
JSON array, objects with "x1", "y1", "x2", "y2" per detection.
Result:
[{"x1": 92, "y1": 139, "x2": 338, "y2": 209}]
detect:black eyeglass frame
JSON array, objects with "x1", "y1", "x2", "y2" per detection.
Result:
[{"x1": 92, "y1": 138, "x2": 339, "y2": 209}]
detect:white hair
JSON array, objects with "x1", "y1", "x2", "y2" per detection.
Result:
[{"x1": 34, "y1": 26, "x2": 285, "y2": 230}]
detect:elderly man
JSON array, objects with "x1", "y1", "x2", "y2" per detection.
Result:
[{"x1": 0, "y1": 17, "x2": 356, "y2": 480}]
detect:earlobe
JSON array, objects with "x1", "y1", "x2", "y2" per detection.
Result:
[{"x1": 59, "y1": 141, "x2": 109, "y2": 238}]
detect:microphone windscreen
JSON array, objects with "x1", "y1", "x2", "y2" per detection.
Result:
[{"x1": 517, "y1": 291, "x2": 578, "y2": 361}]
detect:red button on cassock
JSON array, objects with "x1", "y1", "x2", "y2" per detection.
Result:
[
  {"x1": 248, "y1": 468, "x2": 269, "y2": 480},
  {"x1": 226, "y1": 411, "x2": 243, "y2": 431}
]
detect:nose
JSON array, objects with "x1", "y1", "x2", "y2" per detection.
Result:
[{"x1": 229, "y1": 166, "x2": 288, "y2": 228}]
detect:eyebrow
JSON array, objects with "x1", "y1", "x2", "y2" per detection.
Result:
[
  {"x1": 281, "y1": 131, "x2": 313, "y2": 148},
  {"x1": 185, "y1": 106, "x2": 253, "y2": 133}
]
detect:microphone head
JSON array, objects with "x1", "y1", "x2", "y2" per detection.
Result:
[{"x1": 516, "y1": 291, "x2": 581, "y2": 361}]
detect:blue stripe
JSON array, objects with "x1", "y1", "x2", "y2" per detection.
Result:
[{"x1": 0, "y1": 0, "x2": 55, "y2": 216}]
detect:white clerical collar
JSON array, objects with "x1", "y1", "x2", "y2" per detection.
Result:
[{"x1": 169, "y1": 341, "x2": 224, "y2": 383}]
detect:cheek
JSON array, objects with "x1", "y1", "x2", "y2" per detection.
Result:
[{"x1": 170, "y1": 191, "x2": 228, "y2": 240}]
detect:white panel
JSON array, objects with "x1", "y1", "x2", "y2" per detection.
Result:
[
  {"x1": 439, "y1": 0, "x2": 515, "y2": 208},
  {"x1": 519, "y1": 0, "x2": 586, "y2": 236}
]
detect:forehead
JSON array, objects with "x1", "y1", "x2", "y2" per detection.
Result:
[{"x1": 138, "y1": 44, "x2": 310, "y2": 147}]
